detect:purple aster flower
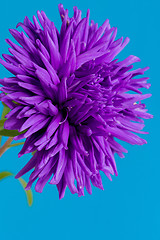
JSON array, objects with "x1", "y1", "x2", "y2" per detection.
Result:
[{"x1": 0, "y1": 4, "x2": 152, "y2": 199}]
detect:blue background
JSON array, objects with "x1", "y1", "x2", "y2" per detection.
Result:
[{"x1": 0, "y1": 0, "x2": 159, "y2": 239}]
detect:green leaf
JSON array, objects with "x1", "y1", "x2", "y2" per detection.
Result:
[
  {"x1": 0, "y1": 105, "x2": 26, "y2": 141},
  {"x1": 18, "y1": 178, "x2": 33, "y2": 207},
  {"x1": 0, "y1": 104, "x2": 11, "y2": 145},
  {"x1": 1, "y1": 106, "x2": 10, "y2": 120},
  {"x1": 0, "y1": 119, "x2": 6, "y2": 131},
  {"x1": 0, "y1": 171, "x2": 33, "y2": 206},
  {"x1": 2, "y1": 102, "x2": 7, "y2": 107},
  {"x1": 0, "y1": 171, "x2": 13, "y2": 180},
  {"x1": 2, "y1": 102, "x2": 9, "y2": 108},
  {"x1": 0, "y1": 129, "x2": 26, "y2": 137},
  {"x1": 0, "y1": 119, "x2": 6, "y2": 127}
]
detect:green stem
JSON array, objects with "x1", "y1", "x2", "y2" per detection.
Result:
[
  {"x1": 8, "y1": 142, "x2": 25, "y2": 148},
  {"x1": 0, "y1": 137, "x2": 13, "y2": 157}
]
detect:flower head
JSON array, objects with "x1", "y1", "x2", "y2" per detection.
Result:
[{"x1": 0, "y1": 4, "x2": 152, "y2": 198}]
